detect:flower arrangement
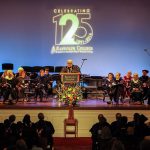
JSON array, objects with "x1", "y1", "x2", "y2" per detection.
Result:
[{"x1": 57, "y1": 83, "x2": 82, "y2": 105}]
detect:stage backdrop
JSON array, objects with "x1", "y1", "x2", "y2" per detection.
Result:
[{"x1": 0, "y1": 0, "x2": 150, "y2": 76}]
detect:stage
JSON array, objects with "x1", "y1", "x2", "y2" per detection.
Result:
[
  {"x1": 0, "y1": 98, "x2": 150, "y2": 137},
  {"x1": 0, "y1": 98, "x2": 150, "y2": 110}
]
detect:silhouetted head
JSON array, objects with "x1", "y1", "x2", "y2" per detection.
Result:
[
  {"x1": 23, "y1": 114, "x2": 31, "y2": 125},
  {"x1": 116, "y1": 113, "x2": 122, "y2": 121},
  {"x1": 38, "y1": 113, "x2": 44, "y2": 120},
  {"x1": 9, "y1": 114, "x2": 16, "y2": 123}
]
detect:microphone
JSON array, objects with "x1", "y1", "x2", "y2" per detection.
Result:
[{"x1": 82, "y1": 59, "x2": 87, "y2": 60}]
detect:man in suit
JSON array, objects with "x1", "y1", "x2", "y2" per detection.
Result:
[{"x1": 61, "y1": 59, "x2": 80, "y2": 73}]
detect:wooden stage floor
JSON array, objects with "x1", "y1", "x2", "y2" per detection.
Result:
[{"x1": 0, "y1": 98, "x2": 150, "y2": 110}]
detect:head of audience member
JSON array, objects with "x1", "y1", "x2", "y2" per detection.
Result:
[
  {"x1": 45, "y1": 68, "x2": 49, "y2": 75},
  {"x1": 23, "y1": 114, "x2": 31, "y2": 125},
  {"x1": 98, "y1": 114, "x2": 107, "y2": 125},
  {"x1": 39, "y1": 69, "x2": 45, "y2": 77},
  {"x1": 116, "y1": 113, "x2": 122, "y2": 121},
  {"x1": 140, "y1": 140, "x2": 150, "y2": 150},
  {"x1": 142, "y1": 70, "x2": 149, "y2": 76},
  {"x1": 108, "y1": 73, "x2": 114, "y2": 80},
  {"x1": 115, "y1": 72, "x2": 121, "y2": 80},
  {"x1": 133, "y1": 113, "x2": 140, "y2": 122},
  {"x1": 67, "y1": 59, "x2": 73, "y2": 68},
  {"x1": 16, "y1": 139, "x2": 28, "y2": 150},
  {"x1": 133, "y1": 73, "x2": 139, "y2": 81},
  {"x1": 38, "y1": 113, "x2": 45, "y2": 121},
  {"x1": 126, "y1": 71, "x2": 132, "y2": 78},
  {"x1": 9, "y1": 114, "x2": 16, "y2": 123},
  {"x1": 98, "y1": 114, "x2": 104, "y2": 121}
]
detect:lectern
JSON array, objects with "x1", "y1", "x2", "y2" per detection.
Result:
[
  {"x1": 60, "y1": 73, "x2": 80, "y2": 137},
  {"x1": 60, "y1": 73, "x2": 80, "y2": 83}
]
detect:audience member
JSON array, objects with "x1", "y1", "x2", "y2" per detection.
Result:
[{"x1": 35, "y1": 113, "x2": 55, "y2": 150}]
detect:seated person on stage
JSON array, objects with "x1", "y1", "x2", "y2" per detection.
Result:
[
  {"x1": 1, "y1": 70, "x2": 18, "y2": 104},
  {"x1": 123, "y1": 71, "x2": 132, "y2": 98},
  {"x1": 147, "y1": 77, "x2": 150, "y2": 105},
  {"x1": 44, "y1": 67, "x2": 53, "y2": 96},
  {"x1": 139, "y1": 70, "x2": 149, "y2": 100},
  {"x1": 61, "y1": 59, "x2": 80, "y2": 73},
  {"x1": 105, "y1": 73, "x2": 115, "y2": 104},
  {"x1": 130, "y1": 73, "x2": 143, "y2": 104},
  {"x1": 34, "y1": 68, "x2": 47, "y2": 102},
  {"x1": 113, "y1": 72, "x2": 124, "y2": 104},
  {"x1": 0, "y1": 76, "x2": 3, "y2": 99},
  {"x1": 0, "y1": 71, "x2": 8, "y2": 99},
  {"x1": 15, "y1": 67, "x2": 24, "y2": 78},
  {"x1": 16, "y1": 67, "x2": 30, "y2": 100}
]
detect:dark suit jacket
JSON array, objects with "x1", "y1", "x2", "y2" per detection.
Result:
[{"x1": 61, "y1": 65, "x2": 80, "y2": 73}]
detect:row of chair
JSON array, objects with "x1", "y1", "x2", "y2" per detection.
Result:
[{"x1": 1, "y1": 63, "x2": 65, "y2": 72}]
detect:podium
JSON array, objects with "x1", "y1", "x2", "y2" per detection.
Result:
[
  {"x1": 60, "y1": 73, "x2": 80, "y2": 137},
  {"x1": 60, "y1": 73, "x2": 80, "y2": 83},
  {"x1": 58, "y1": 73, "x2": 82, "y2": 105}
]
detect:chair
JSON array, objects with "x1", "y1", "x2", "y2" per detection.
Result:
[
  {"x1": 55, "y1": 66, "x2": 65, "y2": 73},
  {"x1": 32, "y1": 66, "x2": 43, "y2": 72},
  {"x1": 64, "y1": 106, "x2": 78, "y2": 137},
  {"x1": 21, "y1": 66, "x2": 32, "y2": 73},
  {"x1": 2, "y1": 63, "x2": 14, "y2": 70},
  {"x1": 43, "y1": 66, "x2": 55, "y2": 73}
]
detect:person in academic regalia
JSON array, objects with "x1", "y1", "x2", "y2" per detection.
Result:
[
  {"x1": 123, "y1": 71, "x2": 132, "y2": 98},
  {"x1": 61, "y1": 59, "x2": 80, "y2": 73},
  {"x1": 105, "y1": 73, "x2": 115, "y2": 104},
  {"x1": 34, "y1": 69, "x2": 47, "y2": 102},
  {"x1": 113, "y1": 73, "x2": 124, "y2": 104},
  {"x1": 0, "y1": 76, "x2": 3, "y2": 99},
  {"x1": 139, "y1": 70, "x2": 149, "y2": 100},
  {"x1": 147, "y1": 77, "x2": 150, "y2": 105},
  {"x1": 130, "y1": 73, "x2": 143, "y2": 104},
  {"x1": 16, "y1": 67, "x2": 30, "y2": 100},
  {"x1": 15, "y1": 67, "x2": 24, "y2": 78},
  {"x1": 1, "y1": 70, "x2": 18, "y2": 104},
  {"x1": 44, "y1": 68, "x2": 53, "y2": 97}
]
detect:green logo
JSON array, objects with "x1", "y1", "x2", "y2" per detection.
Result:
[{"x1": 51, "y1": 9, "x2": 94, "y2": 54}]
